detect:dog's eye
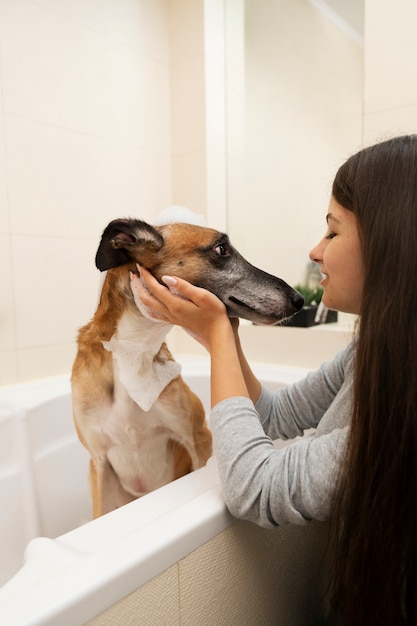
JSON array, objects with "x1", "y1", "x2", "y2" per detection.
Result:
[{"x1": 214, "y1": 243, "x2": 229, "y2": 256}]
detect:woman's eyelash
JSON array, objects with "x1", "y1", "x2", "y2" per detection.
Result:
[{"x1": 326, "y1": 231, "x2": 336, "y2": 240}]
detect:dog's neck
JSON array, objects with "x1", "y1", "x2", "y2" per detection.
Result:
[
  {"x1": 118, "y1": 304, "x2": 172, "y2": 344},
  {"x1": 102, "y1": 285, "x2": 181, "y2": 412}
]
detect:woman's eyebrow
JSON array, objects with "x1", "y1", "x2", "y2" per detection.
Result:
[{"x1": 326, "y1": 213, "x2": 341, "y2": 224}]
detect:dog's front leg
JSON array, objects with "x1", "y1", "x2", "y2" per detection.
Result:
[{"x1": 89, "y1": 457, "x2": 136, "y2": 517}]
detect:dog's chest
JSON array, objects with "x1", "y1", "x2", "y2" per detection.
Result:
[
  {"x1": 104, "y1": 381, "x2": 180, "y2": 444},
  {"x1": 88, "y1": 312, "x2": 193, "y2": 493},
  {"x1": 102, "y1": 383, "x2": 186, "y2": 496}
]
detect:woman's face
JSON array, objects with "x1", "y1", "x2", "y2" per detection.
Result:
[{"x1": 309, "y1": 197, "x2": 364, "y2": 315}]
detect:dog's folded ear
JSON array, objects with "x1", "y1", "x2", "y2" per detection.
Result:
[{"x1": 95, "y1": 219, "x2": 164, "y2": 271}]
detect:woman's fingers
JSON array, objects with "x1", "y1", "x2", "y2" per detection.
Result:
[
  {"x1": 129, "y1": 270, "x2": 170, "y2": 321},
  {"x1": 138, "y1": 266, "x2": 185, "y2": 310},
  {"x1": 139, "y1": 265, "x2": 227, "y2": 322},
  {"x1": 136, "y1": 266, "x2": 199, "y2": 323},
  {"x1": 140, "y1": 266, "x2": 220, "y2": 308},
  {"x1": 136, "y1": 266, "x2": 233, "y2": 351}
]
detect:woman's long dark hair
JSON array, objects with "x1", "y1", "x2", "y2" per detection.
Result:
[{"x1": 329, "y1": 135, "x2": 417, "y2": 624}]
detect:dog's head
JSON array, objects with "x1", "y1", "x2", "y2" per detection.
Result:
[{"x1": 95, "y1": 218, "x2": 303, "y2": 325}]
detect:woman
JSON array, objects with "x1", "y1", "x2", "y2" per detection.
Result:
[{"x1": 136, "y1": 135, "x2": 417, "y2": 624}]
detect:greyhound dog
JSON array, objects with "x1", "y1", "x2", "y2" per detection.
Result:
[{"x1": 71, "y1": 218, "x2": 303, "y2": 518}]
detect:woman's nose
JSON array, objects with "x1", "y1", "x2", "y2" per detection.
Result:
[{"x1": 309, "y1": 242, "x2": 322, "y2": 264}]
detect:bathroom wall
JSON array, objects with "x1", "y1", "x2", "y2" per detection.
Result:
[
  {"x1": 172, "y1": 0, "x2": 364, "y2": 366},
  {"x1": 2, "y1": 0, "x2": 416, "y2": 386},
  {"x1": 363, "y1": 0, "x2": 417, "y2": 143},
  {"x1": 0, "y1": 0, "x2": 364, "y2": 386},
  {"x1": 226, "y1": 0, "x2": 364, "y2": 287},
  {"x1": 0, "y1": 0, "x2": 227, "y2": 385},
  {"x1": 171, "y1": 0, "x2": 228, "y2": 231},
  {"x1": 0, "y1": 0, "x2": 172, "y2": 384}
]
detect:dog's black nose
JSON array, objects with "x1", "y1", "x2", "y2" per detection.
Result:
[{"x1": 291, "y1": 291, "x2": 304, "y2": 311}]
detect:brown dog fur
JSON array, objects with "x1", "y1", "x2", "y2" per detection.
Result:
[{"x1": 71, "y1": 218, "x2": 302, "y2": 518}]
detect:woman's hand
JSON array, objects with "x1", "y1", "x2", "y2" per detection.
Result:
[
  {"x1": 133, "y1": 266, "x2": 258, "y2": 406},
  {"x1": 131, "y1": 266, "x2": 231, "y2": 351}
]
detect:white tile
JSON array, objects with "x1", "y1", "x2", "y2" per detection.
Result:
[
  {"x1": 203, "y1": 0, "x2": 224, "y2": 61},
  {"x1": 0, "y1": 350, "x2": 18, "y2": 385},
  {"x1": 171, "y1": 56, "x2": 205, "y2": 156},
  {"x1": 103, "y1": 0, "x2": 169, "y2": 62},
  {"x1": 169, "y1": 0, "x2": 204, "y2": 64},
  {"x1": 102, "y1": 44, "x2": 170, "y2": 151},
  {"x1": 17, "y1": 343, "x2": 77, "y2": 381},
  {"x1": 363, "y1": 105, "x2": 417, "y2": 146},
  {"x1": 365, "y1": 0, "x2": 417, "y2": 113},
  {"x1": 0, "y1": 93, "x2": 8, "y2": 234},
  {"x1": 225, "y1": 68, "x2": 244, "y2": 158},
  {"x1": 154, "y1": 154, "x2": 173, "y2": 214},
  {"x1": 0, "y1": 0, "x2": 170, "y2": 149},
  {"x1": 172, "y1": 151, "x2": 206, "y2": 215},
  {"x1": 31, "y1": 0, "x2": 170, "y2": 63},
  {"x1": 225, "y1": 0, "x2": 244, "y2": 72},
  {"x1": 12, "y1": 234, "x2": 100, "y2": 349},
  {"x1": 0, "y1": 234, "x2": 15, "y2": 352},
  {"x1": 0, "y1": 0, "x2": 101, "y2": 130},
  {"x1": 6, "y1": 117, "x2": 165, "y2": 238},
  {"x1": 206, "y1": 152, "x2": 226, "y2": 232},
  {"x1": 205, "y1": 52, "x2": 226, "y2": 156}
]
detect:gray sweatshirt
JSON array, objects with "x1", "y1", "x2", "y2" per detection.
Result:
[{"x1": 210, "y1": 343, "x2": 355, "y2": 528}]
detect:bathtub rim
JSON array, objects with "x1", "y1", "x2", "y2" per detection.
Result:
[
  {"x1": 0, "y1": 356, "x2": 310, "y2": 626},
  {"x1": 0, "y1": 461, "x2": 234, "y2": 626}
]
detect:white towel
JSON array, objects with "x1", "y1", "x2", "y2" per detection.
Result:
[{"x1": 103, "y1": 333, "x2": 181, "y2": 412}]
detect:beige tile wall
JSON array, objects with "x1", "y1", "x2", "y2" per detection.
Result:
[
  {"x1": 88, "y1": 519, "x2": 329, "y2": 625},
  {"x1": 363, "y1": 0, "x2": 417, "y2": 143},
  {"x1": 0, "y1": 0, "x2": 199, "y2": 384},
  {"x1": 2, "y1": 0, "x2": 414, "y2": 385},
  {"x1": 0, "y1": 0, "x2": 228, "y2": 385},
  {"x1": 169, "y1": 0, "x2": 227, "y2": 231}
]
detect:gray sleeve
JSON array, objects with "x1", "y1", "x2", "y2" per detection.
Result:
[
  {"x1": 254, "y1": 346, "x2": 350, "y2": 440},
  {"x1": 211, "y1": 396, "x2": 348, "y2": 528}
]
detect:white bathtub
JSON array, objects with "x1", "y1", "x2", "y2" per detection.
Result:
[{"x1": 0, "y1": 357, "x2": 310, "y2": 626}]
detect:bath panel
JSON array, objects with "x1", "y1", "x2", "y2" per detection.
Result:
[{"x1": 0, "y1": 356, "x2": 310, "y2": 624}]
